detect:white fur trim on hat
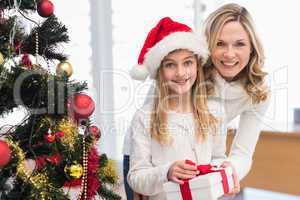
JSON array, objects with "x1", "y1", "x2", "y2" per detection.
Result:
[
  {"x1": 129, "y1": 64, "x2": 150, "y2": 80},
  {"x1": 144, "y1": 31, "x2": 209, "y2": 79}
]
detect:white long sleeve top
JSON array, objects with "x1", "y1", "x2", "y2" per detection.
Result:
[
  {"x1": 127, "y1": 101, "x2": 227, "y2": 199},
  {"x1": 212, "y1": 72, "x2": 270, "y2": 180}
]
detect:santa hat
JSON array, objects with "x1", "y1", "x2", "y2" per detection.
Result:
[{"x1": 130, "y1": 17, "x2": 209, "y2": 81}]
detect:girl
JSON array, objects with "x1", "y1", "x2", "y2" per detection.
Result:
[
  {"x1": 127, "y1": 17, "x2": 229, "y2": 200},
  {"x1": 203, "y1": 3, "x2": 270, "y2": 193}
]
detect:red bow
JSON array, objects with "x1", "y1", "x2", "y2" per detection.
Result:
[{"x1": 179, "y1": 160, "x2": 229, "y2": 200}]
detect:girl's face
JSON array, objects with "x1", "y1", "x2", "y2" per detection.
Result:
[
  {"x1": 161, "y1": 49, "x2": 197, "y2": 96},
  {"x1": 211, "y1": 21, "x2": 252, "y2": 81}
]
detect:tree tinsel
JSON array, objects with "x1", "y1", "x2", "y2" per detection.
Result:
[
  {"x1": 98, "y1": 158, "x2": 119, "y2": 185},
  {"x1": 0, "y1": 138, "x2": 70, "y2": 200}
]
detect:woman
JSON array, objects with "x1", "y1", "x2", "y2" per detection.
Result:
[{"x1": 203, "y1": 3, "x2": 270, "y2": 194}]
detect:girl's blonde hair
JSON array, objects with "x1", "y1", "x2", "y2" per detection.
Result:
[
  {"x1": 204, "y1": 3, "x2": 268, "y2": 104},
  {"x1": 150, "y1": 50, "x2": 217, "y2": 144}
]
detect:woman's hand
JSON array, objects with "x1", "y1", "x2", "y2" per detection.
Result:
[
  {"x1": 220, "y1": 161, "x2": 240, "y2": 196},
  {"x1": 167, "y1": 160, "x2": 199, "y2": 184}
]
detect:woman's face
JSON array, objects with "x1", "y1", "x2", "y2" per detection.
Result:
[
  {"x1": 161, "y1": 49, "x2": 197, "y2": 96},
  {"x1": 211, "y1": 21, "x2": 252, "y2": 81}
]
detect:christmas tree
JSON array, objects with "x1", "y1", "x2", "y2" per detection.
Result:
[{"x1": 0, "y1": 0, "x2": 121, "y2": 199}]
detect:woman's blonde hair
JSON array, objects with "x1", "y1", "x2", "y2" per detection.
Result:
[
  {"x1": 150, "y1": 50, "x2": 217, "y2": 144},
  {"x1": 204, "y1": 3, "x2": 268, "y2": 103}
]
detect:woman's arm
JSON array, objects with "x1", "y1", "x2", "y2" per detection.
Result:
[{"x1": 227, "y1": 96, "x2": 270, "y2": 180}]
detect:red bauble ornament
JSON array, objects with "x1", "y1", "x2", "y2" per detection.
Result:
[
  {"x1": 37, "y1": 0, "x2": 54, "y2": 18},
  {"x1": 46, "y1": 154, "x2": 61, "y2": 165},
  {"x1": 45, "y1": 133, "x2": 56, "y2": 142},
  {"x1": 0, "y1": 140, "x2": 12, "y2": 168},
  {"x1": 89, "y1": 125, "x2": 101, "y2": 140},
  {"x1": 69, "y1": 93, "x2": 95, "y2": 120},
  {"x1": 55, "y1": 131, "x2": 65, "y2": 137},
  {"x1": 21, "y1": 54, "x2": 32, "y2": 68}
]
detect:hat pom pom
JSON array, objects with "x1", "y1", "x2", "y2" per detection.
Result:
[{"x1": 130, "y1": 64, "x2": 149, "y2": 80}]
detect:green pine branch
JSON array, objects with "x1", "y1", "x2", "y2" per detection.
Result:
[
  {"x1": 98, "y1": 185, "x2": 122, "y2": 200},
  {"x1": 21, "y1": 15, "x2": 70, "y2": 61},
  {"x1": 0, "y1": 16, "x2": 26, "y2": 57},
  {"x1": 0, "y1": 65, "x2": 87, "y2": 116},
  {"x1": 0, "y1": 0, "x2": 36, "y2": 11}
]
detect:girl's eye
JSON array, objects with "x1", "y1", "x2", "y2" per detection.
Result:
[
  {"x1": 184, "y1": 60, "x2": 193, "y2": 66},
  {"x1": 164, "y1": 62, "x2": 175, "y2": 68}
]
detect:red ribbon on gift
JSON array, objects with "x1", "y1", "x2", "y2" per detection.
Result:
[{"x1": 179, "y1": 160, "x2": 229, "y2": 200}]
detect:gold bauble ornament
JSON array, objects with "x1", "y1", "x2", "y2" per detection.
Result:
[
  {"x1": 0, "y1": 52, "x2": 4, "y2": 65},
  {"x1": 64, "y1": 163, "x2": 83, "y2": 179},
  {"x1": 56, "y1": 61, "x2": 73, "y2": 77}
]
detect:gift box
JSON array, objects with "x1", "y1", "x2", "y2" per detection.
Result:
[{"x1": 163, "y1": 162, "x2": 233, "y2": 200}]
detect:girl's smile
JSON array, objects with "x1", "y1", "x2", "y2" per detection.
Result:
[{"x1": 161, "y1": 50, "x2": 197, "y2": 96}]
